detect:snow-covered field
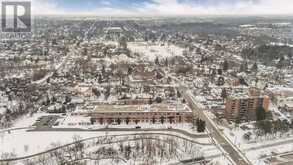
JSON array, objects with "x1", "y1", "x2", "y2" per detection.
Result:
[
  {"x1": 0, "y1": 128, "x2": 213, "y2": 157},
  {"x1": 0, "y1": 129, "x2": 105, "y2": 157},
  {"x1": 0, "y1": 128, "x2": 231, "y2": 165},
  {"x1": 0, "y1": 128, "x2": 229, "y2": 165},
  {"x1": 128, "y1": 42, "x2": 184, "y2": 61}
]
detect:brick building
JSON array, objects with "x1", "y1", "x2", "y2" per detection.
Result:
[
  {"x1": 72, "y1": 104, "x2": 193, "y2": 125},
  {"x1": 225, "y1": 88, "x2": 270, "y2": 122}
]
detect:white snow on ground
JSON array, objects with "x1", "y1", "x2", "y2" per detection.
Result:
[
  {"x1": 128, "y1": 42, "x2": 184, "y2": 61},
  {"x1": 220, "y1": 126, "x2": 247, "y2": 149},
  {"x1": 245, "y1": 143, "x2": 293, "y2": 165},
  {"x1": 0, "y1": 129, "x2": 116, "y2": 157},
  {"x1": 270, "y1": 102, "x2": 290, "y2": 120},
  {"x1": 267, "y1": 86, "x2": 293, "y2": 93},
  {"x1": 207, "y1": 156, "x2": 233, "y2": 165},
  {"x1": 104, "y1": 54, "x2": 137, "y2": 64},
  {"x1": 0, "y1": 129, "x2": 211, "y2": 158}
]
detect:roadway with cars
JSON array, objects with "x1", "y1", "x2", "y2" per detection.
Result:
[{"x1": 181, "y1": 87, "x2": 252, "y2": 165}]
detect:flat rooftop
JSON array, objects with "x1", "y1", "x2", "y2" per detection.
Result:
[{"x1": 75, "y1": 103, "x2": 191, "y2": 113}]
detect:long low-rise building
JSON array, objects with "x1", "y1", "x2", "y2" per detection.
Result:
[{"x1": 72, "y1": 103, "x2": 193, "y2": 125}]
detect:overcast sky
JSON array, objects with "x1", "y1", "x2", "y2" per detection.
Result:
[{"x1": 31, "y1": 0, "x2": 293, "y2": 16}]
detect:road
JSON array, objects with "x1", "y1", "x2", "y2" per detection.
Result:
[
  {"x1": 28, "y1": 127, "x2": 209, "y2": 142},
  {"x1": 0, "y1": 132, "x2": 211, "y2": 162},
  {"x1": 31, "y1": 44, "x2": 78, "y2": 85},
  {"x1": 180, "y1": 87, "x2": 252, "y2": 165}
]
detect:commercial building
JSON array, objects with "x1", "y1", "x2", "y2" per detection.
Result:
[{"x1": 72, "y1": 103, "x2": 193, "y2": 125}]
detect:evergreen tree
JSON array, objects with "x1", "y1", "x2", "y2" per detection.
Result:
[
  {"x1": 164, "y1": 58, "x2": 168, "y2": 67},
  {"x1": 90, "y1": 118, "x2": 95, "y2": 125},
  {"x1": 148, "y1": 98, "x2": 153, "y2": 104},
  {"x1": 127, "y1": 67, "x2": 133, "y2": 75},
  {"x1": 256, "y1": 106, "x2": 266, "y2": 121},
  {"x1": 101, "y1": 65, "x2": 106, "y2": 75},
  {"x1": 221, "y1": 88, "x2": 227, "y2": 100},
  {"x1": 152, "y1": 116, "x2": 156, "y2": 124},
  {"x1": 196, "y1": 118, "x2": 206, "y2": 132},
  {"x1": 160, "y1": 116, "x2": 165, "y2": 124},
  {"x1": 281, "y1": 119, "x2": 290, "y2": 133},
  {"x1": 263, "y1": 120, "x2": 272, "y2": 135},
  {"x1": 98, "y1": 74, "x2": 103, "y2": 84},
  {"x1": 155, "y1": 97, "x2": 162, "y2": 103},
  {"x1": 126, "y1": 117, "x2": 130, "y2": 125},
  {"x1": 117, "y1": 118, "x2": 121, "y2": 125},
  {"x1": 177, "y1": 90, "x2": 182, "y2": 98},
  {"x1": 223, "y1": 60, "x2": 229, "y2": 71},
  {"x1": 155, "y1": 57, "x2": 160, "y2": 65}
]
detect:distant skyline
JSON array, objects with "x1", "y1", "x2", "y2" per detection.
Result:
[{"x1": 30, "y1": 0, "x2": 293, "y2": 16}]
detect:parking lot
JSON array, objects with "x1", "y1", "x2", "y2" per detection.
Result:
[{"x1": 32, "y1": 115, "x2": 60, "y2": 128}]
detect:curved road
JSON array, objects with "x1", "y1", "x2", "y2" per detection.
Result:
[
  {"x1": 28, "y1": 127, "x2": 209, "y2": 139},
  {"x1": 0, "y1": 132, "x2": 212, "y2": 162}
]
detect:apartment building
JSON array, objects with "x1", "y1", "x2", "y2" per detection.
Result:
[{"x1": 225, "y1": 88, "x2": 270, "y2": 122}]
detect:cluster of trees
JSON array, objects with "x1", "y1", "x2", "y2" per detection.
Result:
[
  {"x1": 40, "y1": 94, "x2": 70, "y2": 114},
  {"x1": 117, "y1": 136, "x2": 178, "y2": 162},
  {"x1": 223, "y1": 60, "x2": 229, "y2": 71},
  {"x1": 241, "y1": 45, "x2": 293, "y2": 67},
  {"x1": 115, "y1": 135, "x2": 202, "y2": 163},
  {"x1": 222, "y1": 58, "x2": 258, "y2": 75},
  {"x1": 154, "y1": 56, "x2": 183, "y2": 67},
  {"x1": 195, "y1": 118, "x2": 206, "y2": 132},
  {"x1": 32, "y1": 69, "x2": 49, "y2": 81},
  {"x1": 0, "y1": 77, "x2": 52, "y2": 129},
  {"x1": 0, "y1": 102, "x2": 27, "y2": 128},
  {"x1": 175, "y1": 65, "x2": 193, "y2": 75},
  {"x1": 254, "y1": 119, "x2": 293, "y2": 138},
  {"x1": 246, "y1": 107, "x2": 293, "y2": 140},
  {"x1": 92, "y1": 86, "x2": 111, "y2": 100}
]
